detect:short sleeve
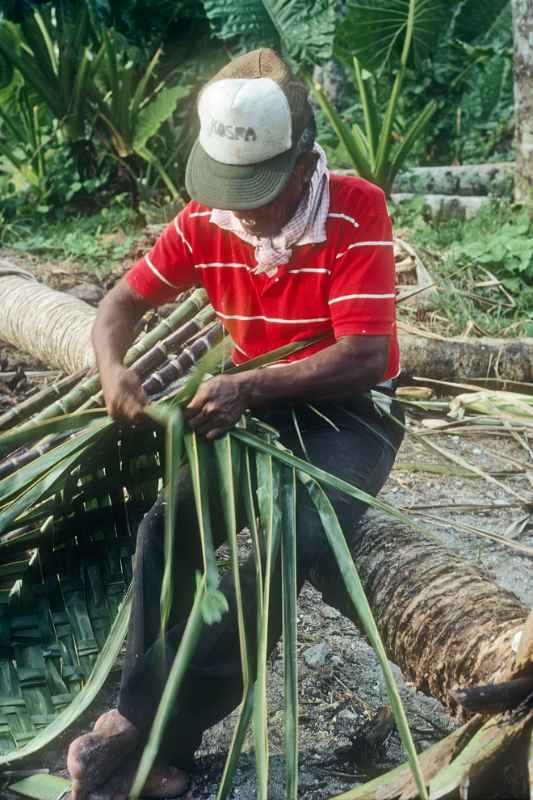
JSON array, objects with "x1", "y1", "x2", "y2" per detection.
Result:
[
  {"x1": 328, "y1": 194, "x2": 395, "y2": 338},
  {"x1": 125, "y1": 209, "x2": 197, "y2": 306}
]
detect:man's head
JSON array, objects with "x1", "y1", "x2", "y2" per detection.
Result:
[{"x1": 185, "y1": 48, "x2": 317, "y2": 234}]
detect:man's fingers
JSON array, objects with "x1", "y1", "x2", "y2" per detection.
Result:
[
  {"x1": 185, "y1": 385, "x2": 211, "y2": 414},
  {"x1": 205, "y1": 427, "x2": 228, "y2": 440},
  {"x1": 186, "y1": 401, "x2": 220, "y2": 428}
]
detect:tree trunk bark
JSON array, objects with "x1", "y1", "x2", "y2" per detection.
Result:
[
  {"x1": 392, "y1": 193, "x2": 490, "y2": 220},
  {"x1": 398, "y1": 330, "x2": 533, "y2": 385},
  {"x1": 391, "y1": 163, "x2": 515, "y2": 197},
  {"x1": 311, "y1": 511, "x2": 530, "y2": 716},
  {"x1": 0, "y1": 266, "x2": 96, "y2": 373},
  {"x1": 512, "y1": 0, "x2": 533, "y2": 203},
  {"x1": 310, "y1": 511, "x2": 533, "y2": 800}
]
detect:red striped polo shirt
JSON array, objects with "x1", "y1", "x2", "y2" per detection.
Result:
[{"x1": 126, "y1": 173, "x2": 400, "y2": 380}]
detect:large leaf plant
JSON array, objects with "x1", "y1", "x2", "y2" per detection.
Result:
[
  {"x1": 312, "y1": 0, "x2": 447, "y2": 195},
  {"x1": 202, "y1": 0, "x2": 336, "y2": 66}
]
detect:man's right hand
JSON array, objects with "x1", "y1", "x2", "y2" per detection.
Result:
[{"x1": 101, "y1": 366, "x2": 148, "y2": 424}]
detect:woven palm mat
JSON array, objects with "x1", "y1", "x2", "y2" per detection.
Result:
[{"x1": 0, "y1": 425, "x2": 165, "y2": 767}]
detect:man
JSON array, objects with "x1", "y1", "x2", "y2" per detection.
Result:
[{"x1": 67, "y1": 48, "x2": 404, "y2": 799}]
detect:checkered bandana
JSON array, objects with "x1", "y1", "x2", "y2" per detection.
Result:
[{"x1": 210, "y1": 144, "x2": 330, "y2": 277}]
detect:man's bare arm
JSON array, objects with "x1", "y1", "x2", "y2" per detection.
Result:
[
  {"x1": 186, "y1": 335, "x2": 389, "y2": 438},
  {"x1": 92, "y1": 277, "x2": 152, "y2": 422}
]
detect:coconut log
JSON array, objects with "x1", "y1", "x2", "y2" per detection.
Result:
[
  {"x1": 392, "y1": 193, "x2": 490, "y2": 220},
  {"x1": 310, "y1": 511, "x2": 533, "y2": 800},
  {"x1": 311, "y1": 511, "x2": 530, "y2": 716},
  {"x1": 337, "y1": 163, "x2": 515, "y2": 197},
  {"x1": 398, "y1": 330, "x2": 533, "y2": 385},
  {"x1": 0, "y1": 267, "x2": 96, "y2": 373},
  {"x1": 391, "y1": 163, "x2": 515, "y2": 197}
]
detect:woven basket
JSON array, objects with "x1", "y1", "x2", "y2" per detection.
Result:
[{"x1": 0, "y1": 425, "x2": 165, "y2": 758}]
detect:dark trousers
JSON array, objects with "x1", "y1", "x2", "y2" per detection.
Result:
[{"x1": 118, "y1": 395, "x2": 404, "y2": 767}]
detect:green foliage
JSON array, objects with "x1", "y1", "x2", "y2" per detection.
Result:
[
  {"x1": 0, "y1": 201, "x2": 143, "y2": 272},
  {"x1": 321, "y1": 0, "x2": 515, "y2": 173},
  {"x1": 313, "y1": 0, "x2": 446, "y2": 193},
  {"x1": 406, "y1": 0, "x2": 514, "y2": 164},
  {"x1": 0, "y1": 0, "x2": 518, "y2": 215},
  {"x1": 202, "y1": 0, "x2": 336, "y2": 65},
  {"x1": 453, "y1": 210, "x2": 533, "y2": 290},
  {"x1": 336, "y1": 0, "x2": 446, "y2": 72},
  {"x1": 0, "y1": 5, "x2": 100, "y2": 141},
  {"x1": 392, "y1": 199, "x2": 533, "y2": 337},
  {"x1": 0, "y1": 2, "x2": 210, "y2": 208}
]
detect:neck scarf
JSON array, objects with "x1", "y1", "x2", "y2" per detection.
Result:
[{"x1": 210, "y1": 143, "x2": 330, "y2": 277}]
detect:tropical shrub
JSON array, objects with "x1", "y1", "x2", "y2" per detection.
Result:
[
  {"x1": 318, "y1": 0, "x2": 514, "y2": 180},
  {"x1": 311, "y1": 0, "x2": 446, "y2": 194}
]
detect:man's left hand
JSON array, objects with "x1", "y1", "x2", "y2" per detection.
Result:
[{"x1": 185, "y1": 374, "x2": 250, "y2": 439}]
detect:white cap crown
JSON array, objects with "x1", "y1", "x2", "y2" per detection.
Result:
[{"x1": 198, "y1": 78, "x2": 292, "y2": 166}]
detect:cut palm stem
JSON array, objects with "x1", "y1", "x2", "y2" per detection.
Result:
[
  {"x1": 255, "y1": 451, "x2": 283, "y2": 800},
  {"x1": 214, "y1": 436, "x2": 254, "y2": 800}
]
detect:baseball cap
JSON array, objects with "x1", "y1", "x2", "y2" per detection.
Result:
[{"x1": 185, "y1": 48, "x2": 313, "y2": 210}]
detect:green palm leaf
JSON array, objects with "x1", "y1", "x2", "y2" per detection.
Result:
[
  {"x1": 213, "y1": 435, "x2": 255, "y2": 800},
  {"x1": 280, "y1": 466, "x2": 298, "y2": 799},
  {"x1": 254, "y1": 449, "x2": 283, "y2": 799},
  {"x1": 0, "y1": 586, "x2": 132, "y2": 767},
  {"x1": 129, "y1": 579, "x2": 206, "y2": 800},
  {"x1": 146, "y1": 405, "x2": 185, "y2": 636}
]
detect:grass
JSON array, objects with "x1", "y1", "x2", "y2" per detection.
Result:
[
  {"x1": 0, "y1": 200, "x2": 147, "y2": 274},
  {"x1": 391, "y1": 197, "x2": 533, "y2": 338}
]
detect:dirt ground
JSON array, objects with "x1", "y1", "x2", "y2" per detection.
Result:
[{"x1": 1, "y1": 256, "x2": 532, "y2": 799}]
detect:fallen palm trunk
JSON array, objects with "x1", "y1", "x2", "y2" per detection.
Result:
[
  {"x1": 0, "y1": 270, "x2": 96, "y2": 373},
  {"x1": 311, "y1": 511, "x2": 530, "y2": 715},
  {"x1": 392, "y1": 193, "x2": 490, "y2": 219},
  {"x1": 3, "y1": 268, "x2": 532, "y2": 391},
  {"x1": 398, "y1": 330, "x2": 533, "y2": 384},
  {"x1": 391, "y1": 163, "x2": 515, "y2": 197},
  {"x1": 310, "y1": 511, "x2": 533, "y2": 800}
]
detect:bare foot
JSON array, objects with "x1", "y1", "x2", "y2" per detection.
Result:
[
  {"x1": 87, "y1": 761, "x2": 189, "y2": 799},
  {"x1": 67, "y1": 709, "x2": 189, "y2": 799},
  {"x1": 67, "y1": 710, "x2": 139, "y2": 800}
]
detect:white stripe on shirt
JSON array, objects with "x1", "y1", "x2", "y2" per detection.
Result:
[
  {"x1": 336, "y1": 241, "x2": 394, "y2": 260},
  {"x1": 174, "y1": 217, "x2": 193, "y2": 253},
  {"x1": 287, "y1": 268, "x2": 331, "y2": 275},
  {"x1": 328, "y1": 212, "x2": 360, "y2": 228},
  {"x1": 145, "y1": 255, "x2": 180, "y2": 289},
  {"x1": 329, "y1": 292, "x2": 395, "y2": 305},
  {"x1": 214, "y1": 309, "x2": 329, "y2": 325},
  {"x1": 195, "y1": 262, "x2": 251, "y2": 270}
]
